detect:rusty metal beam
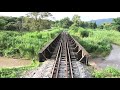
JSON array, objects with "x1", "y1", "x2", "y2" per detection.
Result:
[
  {"x1": 39, "y1": 52, "x2": 47, "y2": 62},
  {"x1": 79, "y1": 55, "x2": 88, "y2": 65},
  {"x1": 39, "y1": 32, "x2": 62, "y2": 62},
  {"x1": 71, "y1": 43, "x2": 76, "y2": 48},
  {"x1": 76, "y1": 49, "x2": 82, "y2": 60}
]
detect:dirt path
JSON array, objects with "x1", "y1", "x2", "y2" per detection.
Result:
[
  {"x1": 0, "y1": 57, "x2": 32, "y2": 68},
  {"x1": 89, "y1": 44, "x2": 120, "y2": 70}
]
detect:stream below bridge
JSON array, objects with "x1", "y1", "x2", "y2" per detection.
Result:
[{"x1": 89, "y1": 44, "x2": 120, "y2": 70}]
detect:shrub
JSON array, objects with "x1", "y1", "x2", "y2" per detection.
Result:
[
  {"x1": 69, "y1": 24, "x2": 79, "y2": 32},
  {"x1": 92, "y1": 67, "x2": 120, "y2": 78},
  {"x1": 81, "y1": 30, "x2": 89, "y2": 37},
  {"x1": 0, "y1": 28, "x2": 61, "y2": 59},
  {"x1": 68, "y1": 28, "x2": 120, "y2": 57}
]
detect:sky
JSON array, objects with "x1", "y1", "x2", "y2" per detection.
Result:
[{"x1": 0, "y1": 12, "x2": 120, "y2": 21}]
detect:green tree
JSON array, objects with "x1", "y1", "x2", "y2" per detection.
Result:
[
  {"x1": 98, "y1": 24, "x2": 104, "y2": 29},
  {"x1": 89, "y1": 22, "x2": 97, "y2": 29},
  {"x1": 112, "y1": 17, "x2": 120, "y2": 31},
  {"x1": 0, "y1": 19, "x2": 7, "y2": 29},
  {"x1": 72, "y1": 14, "x2": 81, "y2": 27},
  {"x1": 79, "y1": 21, "x2": 85, "y2": 28},
  {"x1": 59, "y1": 17, "x2": 73, "y2": 28},
  {"x1": 4, "y1": 22, "x2": 17, "y2": 30},
  {"x1": 53, "y1": 20, "x2": 60, "y2": 27},
  {"x1": 27, "y1": 12, "x2": 52, "y2": 31},
  {"x1": 93, "y1": 22, "x2": 97, "y2": 29},
  {"x1": 22, "y1": 16, "x2": 32, "y2": 31}
]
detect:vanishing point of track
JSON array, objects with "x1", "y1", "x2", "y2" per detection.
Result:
[
  {"x1": 39, "y1": 31, "x2": 90, "y2": 78},
  {"x1": 51, "y1": 32, "x2": 74, "y2": 78}
]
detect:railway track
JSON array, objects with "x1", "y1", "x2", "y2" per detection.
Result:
[
  {"x1": 51, "y1": 32, "x2": 81, "y2": 78},
  {"x1": 39, "y1": 31, "x2": 90, "y2": 78}
]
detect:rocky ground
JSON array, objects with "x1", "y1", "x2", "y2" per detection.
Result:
[
  {"x1": 21, "y1": 59, "x2": 92, "y2": 78},
  {"x1": 21, "y1": 59, "x2": 55, "y2": 78}
]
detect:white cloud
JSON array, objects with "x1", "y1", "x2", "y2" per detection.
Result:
[
  {"x1": 0, "y1": 12, "x2": 28, "y2": 17},
  {"x1": 50, "y1": 12, "x2": 120, "y2": 21},
  {"x1": 0, "y1": 12, "x2": 120, "y2": 21}
]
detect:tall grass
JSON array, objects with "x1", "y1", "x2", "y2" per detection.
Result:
[
  {"x1": 92, "y1": 67, "x2": 120, "y2": 78},
  {"x1": 0, "y1": 28, "x2": 62, "y2": 59},
  {"x1": 68, "y1": 27, "x2": 120, "y2": 57}
]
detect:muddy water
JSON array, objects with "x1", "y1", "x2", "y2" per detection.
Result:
[
  {"x1": 0, "y1": 57, "x2": 32, "y2": 68},
  {"x1": 89, "y1": 44, "x2": 120, "y2": 70}
]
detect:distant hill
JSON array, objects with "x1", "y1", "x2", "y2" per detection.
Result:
[{"x1": 90, "y1": 18, "x2": 113, "y2": 25}]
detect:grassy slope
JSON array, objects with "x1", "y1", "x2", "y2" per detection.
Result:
[
  {"x1": 68, "y1": 28, "x2": 120, "y2": 57},
  {"x1": 0, "y1": 28, "x2": 62, "y2": 60},
  {"x1": 92, "y1": 66, "x2": 120, "y2": 78}
]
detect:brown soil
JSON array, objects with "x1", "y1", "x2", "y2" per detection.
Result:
[{"x1": 0, "y1": 56, "x2": 32, "y2": 68}]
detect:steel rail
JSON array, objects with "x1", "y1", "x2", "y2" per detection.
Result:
[
  {"x1": 66, "y1": 39, "x2": 74, "y2": 78},
  {"x1": 51, "y1": 40, "x2": 62, "y2": 78}
]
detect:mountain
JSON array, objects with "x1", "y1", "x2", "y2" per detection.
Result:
[{"x1": 90, "y1": 18, "x2": 113, "y2": 25}]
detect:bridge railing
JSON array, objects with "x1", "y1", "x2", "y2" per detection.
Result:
[
  {"x1": 38, "y1": 32, "x2": 62, "y2": 62},
  {"x1": 68, "y1": 33, "x2": 90, "y2": 65}
]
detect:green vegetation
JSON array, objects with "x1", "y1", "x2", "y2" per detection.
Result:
[
  {"x1": 92, "y1": 67, "x2": 120, "y2": 78},
  {"x1": 81, "y1": 30, "x2": 89, "y2": 37},
  {"x1": 54, "y1": 17, "x2": 73, "y2": 28},
  {"x1": 1, "y1": 12, "x2": 120, "y2": 78},
  {"x1": 0, "y1": 12, "x2": 53, "y2": 31},
  {"x1": 54, "y1": 15, "x2": 97, "y2": 29},
  {"x1": 0, "y1": 60, "x2": 39, "y2": 78},
  {"x1": 68, "y1": 27, "x2": 120, "y2": 57},
  {"x1": 0, "y1": 28, "x2": 61, "y2": 78},
  {"x1": 0, "y1": 28, "x2": 61, "y2": 59},
  {"x1": 98, "y1": 17, "x2": 120, "y2": 32}
]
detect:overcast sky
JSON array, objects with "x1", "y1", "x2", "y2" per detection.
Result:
[{"x1": 0, "y1": 12, "x2": 120, "y2": 21}]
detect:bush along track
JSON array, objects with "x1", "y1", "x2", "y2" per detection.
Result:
[
  {"x1": 0, "y1": 28, "x2": 62, "y2": 60},
  {"x1": 68, "y1": 27, "x2": 120, "y2": 57},
  {"x1": 92, "y1": 66, "x2": 120, "y2": 78}
]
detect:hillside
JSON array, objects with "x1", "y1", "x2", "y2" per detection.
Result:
[{"x1": 90, "y1": 18, "x2": 113, "y2": 25}]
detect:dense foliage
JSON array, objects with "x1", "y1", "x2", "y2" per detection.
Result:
[
  {"x1": 92, "y1": 67, "x2": 120, "y2": 78},
  {"x1": 0, "y1": 12, "x2": 53, "y2": 31},
  {"x1": 68, "y1": 27, "x2": 120, "y2": 57},
  {"x1": 0, "y1": 28, "x2": 61, "y2": 59},
  {"x1": 1, "y1": 12, "x2": 120, "y2": 78},
  {"x1": 53, "y1": 15, "x2": 97, "y2": 29},
  {"x1": 98, "y1": 17, "x2": 120, "y2": 32}
]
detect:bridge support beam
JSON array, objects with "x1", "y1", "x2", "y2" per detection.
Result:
[
  {"x1": 73, "y1": 46, "x2": 78, "y2": 52},
  {"x1": 79, "y1": 55, "x2": 88, "y2": 65},
  {"x1": 76, "y1": 49, "x2": 82, "y2": 60},
  {"x1": 39, "y1": 52, "x2": 47, "y2": 62}
]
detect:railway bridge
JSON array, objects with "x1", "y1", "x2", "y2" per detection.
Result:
[{"x1": 39, "y1": 31, "x2": 91, "y2": 78}]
